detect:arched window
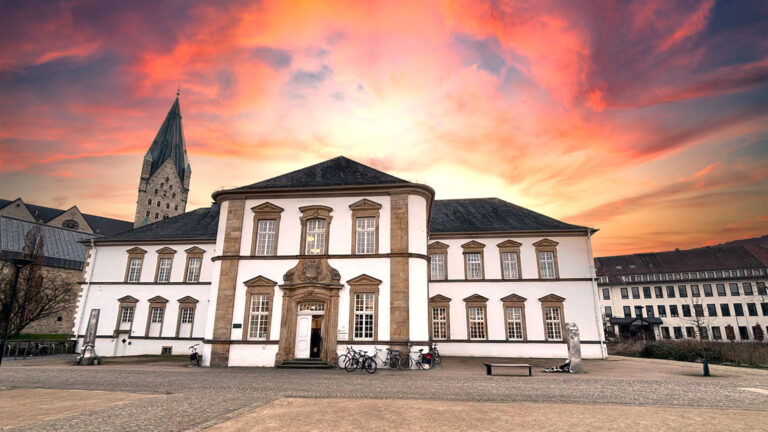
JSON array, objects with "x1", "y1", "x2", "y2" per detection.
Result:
[
  {"x1": 165, "y1": 176, "x2": 169, "y2": 182},
  {"x1": 154, "y1": 188, "x2": 158, "y2": 195},
  {"x1": 62, "y1": 219, "x2": 79, "y2": 230},
  {"x1": 156, "y1": 201, "x2": 161, "y2": 207},
  {"x1": 145, "y1": 211, "x2": 150, "y2": 217},
  {"x1": 148, "y1": 199, "x2": 152, "y2": 205},
  {"x1": 169, "y1": 185, "x2": 173, "y2": 190},
  {"x1": 172, "y1": 193, "x2": 176, "y2": 198},
  {"x1": 166, "y1": 203, "x2": 169, "y2": 209},
  {"x1": 174, "y1": 204, "x2": 178, "y2": 210},
  {"x1": 155, "y1": 212, "x2": 159, "y2": 219}
]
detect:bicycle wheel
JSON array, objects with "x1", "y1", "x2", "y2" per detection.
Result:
[
  {"x1": 433, "y1": 353, "x2": 442, "y2": 365},
  {"x1": 363, "y1": 357, "x2": 377, "y2": 374},
  {"x1": 337, "y1": 354, "x2": 349, "y2": 369},
  {"x1": 388, "y1": 355, "x2": 399, "y2": 370},
  {"x1": 399, "y1": 355, "x2": 413, "y2": 370},
  {"x1": 344, "y1": 357, "x2": 360, "y2": 372}
]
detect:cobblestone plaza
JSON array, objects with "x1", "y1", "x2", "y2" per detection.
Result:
[{"x1": 1, "y1": 356, "x2": 767, "y2": 431}]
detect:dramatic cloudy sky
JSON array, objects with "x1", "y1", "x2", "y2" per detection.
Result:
[{"x1": 1, "y1": 0, "x2": 767, "y2": 256}]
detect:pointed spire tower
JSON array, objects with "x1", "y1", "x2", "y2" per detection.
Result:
[{"x1": 133, "y1": 94, "x2": 192, "y2": 227}]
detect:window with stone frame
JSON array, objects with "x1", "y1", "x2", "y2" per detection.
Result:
[
  {"x1": 654, "y1": 286, "x2": 664, "y2": 298},
  {"x1": 631, "y1": 287, "x2": 640, "y2": 299},
  {"x1": 602, "y1": 288, "x2": 610, "y2": 300},
  {"x1": 154, "y1": 247, "x2": 176, "y2": 283},
  {"x1": 250, "y1": 202, "x2": 283, "y2": 256},
  {"x1": 703, "y1": 284, "x2": 713, "y2": 296},
  {"x1": 461, "y1": 241, "x2": 485, "y2": 280},
  {"x1": 429, "y1": 294, "x2": 451, "y2": 340},
  {"x1": 124, "y1": 247, "x2": 146, "y2": 283},
  {"x1": 464, "y1": 295, "x2": 488, "y2": 340},
  {"x1": 354, "y1": 293, "x2": 375, "y2": 340},
  {"x1": 539, "y1": 294, "x2": 565, "y2": 341},
  {"x1": 533, "y1": 239, "x2": 560, "y2": 279},
  {"x1": 729, "y1": 283, "x2": 740, "y2": 296},
  {"x1": 657, "y1": 305, "x2": 667, "y2": 317},
  {"x1": 666, "y1": 286, "x2": 675, "y2": 298},
  {"x1": 348, "y1": 275, "x2": 380, "y2": 341},
  {"x1": 247, "y1": 294, "x2": 270, "y2": 340},
  {"x1": 349, "y1": 199, "x2": 381, "y2": 255},
  {"x1": 428, "y1": 242, "x2": 449, "y2": 281},
  {"x1": 621, "y1": 287, "x2": 628, "y2": 299},
  {"x1": 670, "y1": 305, "x2": 679, "y2": 317},
  {"x1": 678, "y1": 285, "x2": 688, "y2": 297},
  {"x1": 184, "y1": 247, "x2": 205, "y2": 283},
  {"x1": 431, "y1": 306, "x2": 448, "y2": 340},
  {"x1": 299, "y1": 205, "x2": 332, "y2": 255},
  {"x1": 497, "y1": 240, "x2": 522, "y2": 280},
  {"x1": 176, "y1": 296, "x2": 198, "y2": 338},
  {"x1": 604, "y1": 306, "x2": 612, "y2": 317},
  {"x1": 643, "y1": 286, "x2": 651, "y2": 298},
  {"x1": 691, "y1": 284, "x2": 700, "y2": 297},
  {"x1": 115, "y1": 296, "x2": 138, "y2": 332},
  {"x1": 502, "y1": 294, "x2": 526, "y2": 341},
  {"x1": 144, "y1": 296, "x2": 168, "y2": 337},
  {"x1": 241, "y1": 276, "x2": 276, "y2": 341},
  {"x1": 430, "y1": 253, "x2": 446, "y2": 280}
]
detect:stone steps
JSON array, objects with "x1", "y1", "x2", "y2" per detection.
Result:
[{"x1": 277, "y1": 358, "x2": 334, "y2": 369}]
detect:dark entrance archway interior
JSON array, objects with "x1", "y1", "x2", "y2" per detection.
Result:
[{"x1": 310, "y1": 316, "x2": 323, "y2": 358}]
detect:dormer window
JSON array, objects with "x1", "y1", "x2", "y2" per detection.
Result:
[{"x1": 62, "y1": 219, "x2": 79, "y2": 230}]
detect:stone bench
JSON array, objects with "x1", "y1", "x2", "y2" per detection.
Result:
[{"x1": 484, "y1": 363, "x2": 532, "y2": 376}]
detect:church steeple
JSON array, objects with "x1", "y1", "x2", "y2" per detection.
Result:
[{"x1": 133, "y1": 95, "x2": 192, "y2": 227}]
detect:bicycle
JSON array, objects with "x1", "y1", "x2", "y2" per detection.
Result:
[
  {"x1": 343, "y1": 347, "x2": 377, "y2": 373},
  {"x1": 189, "y1": 344, "x2": 202, "y2": 367},
  {"x1": 429, "y1": 342, "x2": 441, "y2": 366},
  {"x1": 370, "y1": 346, "x2": 400, "y2": 370},
  {"x1": 399, "y1": 343, "x2": 433, "y2": 370}
]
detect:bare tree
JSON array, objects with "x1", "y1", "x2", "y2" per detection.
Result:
[
  {"x1": 0, "y1": 226, "x2": 76, "y2": 337},
  {"x1": 680, "y1": 288, "x2": 715, "y2": 341}
]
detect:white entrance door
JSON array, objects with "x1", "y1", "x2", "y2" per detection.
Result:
[{"x1": 295, "y1": 315, "x2": 312, "y2": 359}]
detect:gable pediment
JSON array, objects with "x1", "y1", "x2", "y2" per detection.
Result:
[
  {"x1": 147, "y1": 296, "x2": 168, "y2": 303},
  {"x1": 349, "y1": 198, "x2": 382, "y2": 211},
  {"x1": 461, "y1": 240, "x2": 486, "y2": 250},
  {"x1": 117, "y1": 295, "x2": 139, "y2": 304},
  {"x1": 533, "y1": 238, "x2": 559, "y2": 247},
  {"x1": 185, "y1": 246, "x2": 206, "y2": 254},
  {"x1": 156, "y1": 247, "x2": 177, "y2": 254},
  {"x1": 497, "y1": 240, "x2": 522, "y2": 248},
  {"x1": 500, "y1": 293, "x2": 527, "y2": 303},
  {"x1": 427, "y1": 241, "x2": 449, "y2": 251},
  {"x1": 251, "y1": 202, "x2": 284, "y2": 214},
  {"x1": 126, "y1": 247, "x2": 147, "y2": 255},
  {"x1": 463, "y1": 294, "x2": 489, "y2": 303},
  {"x1": 243, "y1": 275, "x2": 278, "y2": 287},
  {"x1": 538, "y1": 294, "x2": 565, "y2": 303},
  {"x1": 347, "y1": 274, "x2": 383, "y2": 285},
  {"x1": 429, "y1": 294, "x2": 452, "y2": 302},
  {"x1": 177, "y1": 295, "x2": 199, "y2": 304}
]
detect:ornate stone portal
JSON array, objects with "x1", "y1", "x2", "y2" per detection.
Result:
[{"x1": 275, "y1": 258, "x2": 343, "y2": 365}]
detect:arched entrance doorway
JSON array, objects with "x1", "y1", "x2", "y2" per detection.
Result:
[{"x1": 276, "y1": 258, "x2": 342, "y2": 365}]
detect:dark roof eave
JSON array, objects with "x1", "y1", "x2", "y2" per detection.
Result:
[
  {"x1": 430, "y1": 227, "x2": 598, "y2": 237},
  {"x1": 212, "y1": 182, "x2": 436, "y2": 203},
  {"x1": 87, "y1": 237, "x2": 217, "y2": 246}
]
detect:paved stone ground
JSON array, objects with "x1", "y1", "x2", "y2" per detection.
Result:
[
  {"x1": 205, "y1": 397, "x2": 768, "y2": 432},
  {"x1": 1, "y1": 355, "x2": 767, "y2": 431}
]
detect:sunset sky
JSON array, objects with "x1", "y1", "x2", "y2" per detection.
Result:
[{"x1": 1, "y1": 0, "x2": 767, "y2": 256}]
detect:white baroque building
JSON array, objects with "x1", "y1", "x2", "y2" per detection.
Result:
[{"x1": 73, "y1": 156, "x2": 606, "y2": 366}]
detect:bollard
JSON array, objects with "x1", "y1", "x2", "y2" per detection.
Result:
[{"x1": 702, "y1": 359, "x2": 710, "y2": 377}]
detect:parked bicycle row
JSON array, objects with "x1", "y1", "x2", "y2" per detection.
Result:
[
  {"x1": 337, "y1": 343, "x2": 441, "y2": 373},
  {"x1": 2, "y1": 340, "x2": 77, "y2": 359}
]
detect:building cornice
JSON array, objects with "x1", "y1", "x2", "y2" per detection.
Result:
[
  {"x1": 212, "y1": 183, "x2": 435, "y2": 204},
  {"x1": 429, "y1": 229, "x2": 596, "y2": 239}
]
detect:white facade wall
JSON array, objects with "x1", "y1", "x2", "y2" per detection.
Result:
[
  {"x1": 73, "y1": 242, "x2": 215, "y2": 357},
  {"x1": 428, "y1": 234, "x2": 605, "y2": 359}
]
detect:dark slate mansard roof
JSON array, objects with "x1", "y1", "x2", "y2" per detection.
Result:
[
  {"x1": 92, "y1": 205, "x2": 220, "y2": 243},
  {"x1": 595, "y1": 245, "x2": 768, "y2": 282},
  {"x1": 0, "y1": 198, "x2": 133, "y2": 235},
  {"x1": 0, "y1": 216, "x2": 98, "y2": 270},
  {"x1": 430, "y1": 198, "x2": 591, "y2": 234},
  {"x1": 145, "y1": 97, "x2": 190, "y2": 184},
  {"x1": 230, "y1": 156, "x2": 412, "y2": 191}
]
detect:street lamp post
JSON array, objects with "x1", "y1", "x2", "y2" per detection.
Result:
[{"x1": 0, "y1": 256, "x2": 34, "y2": 367}]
